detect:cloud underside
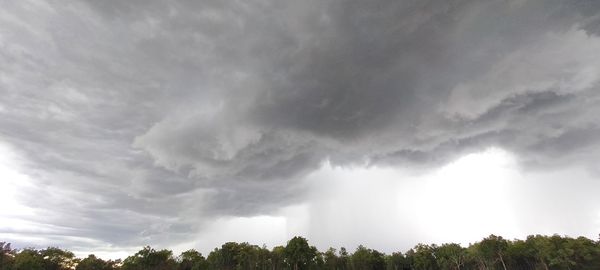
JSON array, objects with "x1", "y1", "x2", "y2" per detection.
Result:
[{"x1": 1, "y1": 0, "x2": 600, "y2": 250}]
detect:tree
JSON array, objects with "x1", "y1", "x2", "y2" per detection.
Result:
[
  {"x1": 12, "y1": 249, "x2": 44, "y2": 270},
  {"x1": 207, "y1": 248, "x2": 223, "y2": 270},
  {"x1": 235, "y1": 242, "x2": 261, "y2": 270},
  {"x1": 0, "y1": 242, "x2": 14, "y2": 270},
  {"x1": 477, "y1": 235, "x2": 509, "y2": 270},
  {"x1": 121, "y1": 246, "x2": 176, "y2": 270},
  {"x1": 2, "y1": 233, "x2": 600, "y2": 270},
  {"x1": 434, "y1": 243, "x2": 466, "y2": 270},
  {"x1": 504, "y1": 239, "x2": 536, "y2": 270},
  {"x1": 207, "y1": 242, "x2": 241, "y2": 270},
  {"x1": 525, "y1": 235, "x2": 551, "y2": 270},
  {"x1": 284, "y1": 236, "x2": 317, "y2": 270},
  {"x1": 370, "y1": 249, "x2": 386, "y2": 270},
  {"x1": 350, "y1": 245, "x2": 385, "y2": 270},
  {"x1": 385, "y1": 252, "x2": 410, "y2": 270},
  {"x1": 271, "y1": 246, "x2": 286, "y2": 270},
  {"x1": 310, "y1": 246, "x2": 325, "y2": 270},
  {"x1": 76, "y1": 254, "x2": 114, "y2": 270},
  {"x1": 409, "y1": 244, "x2": 438, "y2": 270},
  {"x1": 340, "y1": 247, "x2": 352, "y2": 270},
  {"x1": 323, "y1": 248, "x2": 339, "y2": 270},
  {"x1": 41, "y1": 247, "x2": 76, "y2": 270},
  {"x1": 178, "y1": 249, "x2": 207, "y2": 270},
  {"x1": 255, "y1": 245, "x2": 272, "y2": 270},
  {"x1": 569, "y1": 236, "x2": 600, "y2": 270}
]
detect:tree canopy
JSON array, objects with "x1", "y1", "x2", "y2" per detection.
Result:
[{"x1": 1, "y1": 234, "x2": 599, "y2": 270}]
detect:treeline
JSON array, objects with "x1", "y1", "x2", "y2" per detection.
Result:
[{"x1": 1, "y1": 234, "x2": 600, "y2": 270}]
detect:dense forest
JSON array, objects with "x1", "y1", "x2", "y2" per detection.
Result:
[{"x1": 1, "y1": 234, "x2": 600, "y2": 270}]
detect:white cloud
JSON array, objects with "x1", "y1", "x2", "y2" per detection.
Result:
[
  {"x1": 290, "y1": 148, "x2": 599, "y2": 252},
  {"x1": 410, "y1": 148, "x2": 521, "y2": 245},
  {"x1": 0, "y1": 142, "x2": 36, "y2": 224}
]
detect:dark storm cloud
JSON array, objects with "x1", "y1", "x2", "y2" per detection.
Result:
[{"x1": 1, "y1": 0, "x2": 600, "y2": 251}]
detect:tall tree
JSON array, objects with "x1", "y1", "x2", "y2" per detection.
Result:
[
  {"x1": 76, "y1": 254, "x2": 114, "y2": 270},
  {"x1": 385, "y1": 252, "x2": 409, "y2": 270},
  {"x1": 255, "y1": 245, "x2": 272, "y2": 270},
  {"x1": 525, "y1": 235, "x2": 551, "y2": 270},
  {"x1": 121, "y1": 246, "x2": 176, "y2": 270},
  {"x1": 178, "y1": 249, "x2": 208, "y2": 270},
  {"x1": 504, "y1": 239, "x2": 536, "y2": 270},
  {"x1": 409, "y1": 244, "x2": 438, "y2": 270},
  {"x1": 569, "y1": 236, "x2": 600, "y2": 269},
  {"x1": 0, "y1": 242, "x2": 14, "y2": 270},
  {"x1": 434, "y1": 243, "x2": 466, "y2": 270},
  {"x1": 477, "y1": 235, "x2": 509, "y2": 270},
  {"x1": 323, "y1": 248, "x2": 339, "y2": 270},
  {"x1": 235, "y1": 242, "x2": 261, "y2": 270},
  {"x1": 284, "y1": 236, "x2": 316, "y2": 270},
  {"x1": 12, "y1": 249, "x2": 44, "y2": 270},
  {"x1": 350, "y1": 245, "x2": 385, "y2": 270},
  {"x1": 271, "y1": 246, "x2": 286, "y2": 270},
  {"x1": 338, "y1": 247, "x2": 350, "y2": 270},
  {"x1": 41, "y1": 247, "x2": 76, "y2": 270},
  {"x1": 310, "y1": 246, "x2": 325, "y2": 270}
]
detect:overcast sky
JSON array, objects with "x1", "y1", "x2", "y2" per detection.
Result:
[{"x1": 1, "y1": 0, "x2": 600, "y2": 259}]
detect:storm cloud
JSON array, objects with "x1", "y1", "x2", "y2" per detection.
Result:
[{"x1": 1, "y1": 0, "x2": 600, "y2": 254}]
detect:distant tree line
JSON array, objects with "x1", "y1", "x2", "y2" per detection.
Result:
[{"x1": 1, "y1": 234, "x2": 600, "y2": 270}]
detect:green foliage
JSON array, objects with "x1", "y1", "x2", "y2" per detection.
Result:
[
  {"x1": 12, "y1": 249, "x2": 45, "y2": 270},
  {"x1": 284, "y1": 236, "x2": 317, "y2": 270},
  {"x1": 121, "y1": 246, "x2": 176, "y2": 270},
  {"x1": 385, "y1": 252, "x2": 409, "y2": 270},
  {"x1": 504, "y1": 239, "x2": 536, "y2": 270},
  {"x1": 177, "y1": 249, "x2": 208, "y2": 270},
  {"x1": 206, "y1": 241, "x2": 275, "y2": 270},
  {"x1": 408, "y1": 244, "x2": 437, "y2": 270},
  {"x1": 0, "y1": 242, "x2": 15, "y2": 270},
  {"x1": 434, "y1": 243, "x2": 466, "y2": 270},
  {"x1": 323, "y1": 248, "x2": 339, "y2": 270},
  {"x1": 76, "y1": 254, "x2": 116, "y2": 270},
  {"x1": 271, "y1": 245, "x2": 287, "y2": 270},
  {"x1": 350, "y1": 245, "x2": 385, "y2": 270},
  {"x1": 1, "y1": 234, "x2": 600, "y2": 270},
  {"x1": 40, "y1": 247, "x2": 76, "y2": 270}
]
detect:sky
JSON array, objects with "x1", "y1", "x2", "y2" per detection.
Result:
[{"x1": 1, "y1": 0, "x2": 600, "y2": 259}]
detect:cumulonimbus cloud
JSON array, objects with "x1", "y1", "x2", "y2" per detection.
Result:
[{"x1": 1, "y1": 0, "x2": 600, "y2": 251}]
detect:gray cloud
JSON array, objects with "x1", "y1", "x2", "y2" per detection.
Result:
[{"x1": 1, "y1": 0, "x2": 600, "y2": 253}]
